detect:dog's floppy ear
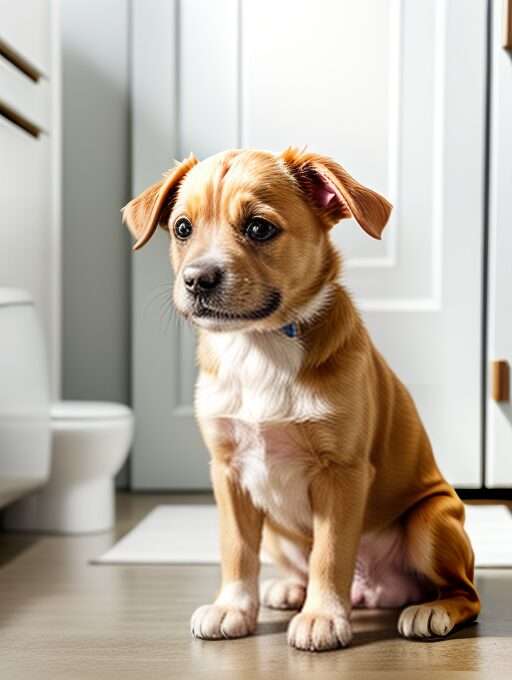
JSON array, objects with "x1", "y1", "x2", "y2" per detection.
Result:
[
  {"x1": 122, "y1": 153, "x2": 198, "y2": 251},
  {"x1": 280, "y1": 147, "x2": 392, "y2": 239}
]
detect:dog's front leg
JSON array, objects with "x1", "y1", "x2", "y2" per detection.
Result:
[
  {"x1": 191, "y1": 458, "x2": 263, "y2": 640},
  {"x1": 288, "y1": 464, "x2": 367, "y2": 652}
]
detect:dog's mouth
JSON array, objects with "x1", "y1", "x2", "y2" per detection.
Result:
[{"x1": 191, "y1": 290, "x2": 282, "y2": 323}]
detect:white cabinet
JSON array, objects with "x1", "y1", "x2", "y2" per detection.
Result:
[
  {"x1": 486, "y1": 0, "x2": 512, "y2": 487},
  {"x1": 0, "y1": 0, "x2": 51, "y2": 76},
  {"x1": 0, "y1": 1, "x2": 61, "y2": 394},
  {"x1": 131, "y1": 0, "x2": 487, "y2": 489}
]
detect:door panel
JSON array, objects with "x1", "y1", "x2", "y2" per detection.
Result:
[
  {"x1": 486, "y1": 0, "x2": 512, "y2": 487},
  {"x1": 131, "y1": 0, "x2": 486, "y2": 489}
]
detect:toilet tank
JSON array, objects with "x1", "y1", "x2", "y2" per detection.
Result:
[{"x1": 0, "y1": 289, "x2": 51, "y2": 508}]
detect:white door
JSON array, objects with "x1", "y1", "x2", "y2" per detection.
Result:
[
  {"x1": 486, "y1": 0, "x2": 512, "y2": 487},
  {"x1": 131, "y1": 0, "x2": 487, "y2": 489}
]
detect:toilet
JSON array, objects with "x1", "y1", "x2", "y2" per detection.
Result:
[
  {"x1": 5, "y1": 401, "x2": 134, "y2": 533},
  {"x1": 0, "y1": 288, "x2": 134, "y2": 534}
]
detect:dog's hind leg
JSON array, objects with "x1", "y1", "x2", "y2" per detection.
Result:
[
  {"x1": 398, "y1": 492, "x2": 480, "y2": 639},
  {"x1": 260, "y1": 523, "x2": 309, "y2": 610}
]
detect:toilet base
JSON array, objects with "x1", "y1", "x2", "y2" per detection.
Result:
[{"x1": 3, "y1": 477, "x2": 115, "y2": 534}]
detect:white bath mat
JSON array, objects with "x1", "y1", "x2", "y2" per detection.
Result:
[
  {"x1": 95, "y1": 504, "x2": 271, "y2": 565},
  {"x1": 96, "y1": 503, "x2": 512, "y2": 568}
]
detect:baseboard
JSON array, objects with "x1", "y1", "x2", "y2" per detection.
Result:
[
  {"x1": 122, "y1": 488, "x2": 512, "y2": 501},
  {"x1": 457, "y1": 488, "x2": 512, "y2": 501}
]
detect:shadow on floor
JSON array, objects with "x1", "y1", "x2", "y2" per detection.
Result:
[
  {"x1": 254, "y1": 608, "x2": 485, "y2": 648},
  {"x1": 0, "y1": 529, "x2": 40, "y2": 569}
]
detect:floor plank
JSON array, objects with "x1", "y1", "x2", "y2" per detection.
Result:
[{"x1": 0, "y1": 493, "x2": 511, "y2": 679}]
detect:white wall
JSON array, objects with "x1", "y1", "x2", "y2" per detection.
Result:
[
  {"x1": 61, "y1": 0, "x2": 131, "y2": 484},
  {"x1": 61, "y1": 0, "x2": 130, "y2": 402}
]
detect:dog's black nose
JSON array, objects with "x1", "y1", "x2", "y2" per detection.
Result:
[{"x1": 183, "y1": 263, "x2": 224, "y2": 294}]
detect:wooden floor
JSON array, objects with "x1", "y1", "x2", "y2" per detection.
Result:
[{"x1": 1, "y1": 493, "x2": 512, "y2": 680}]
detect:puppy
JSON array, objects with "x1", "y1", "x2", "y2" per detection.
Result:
[{"x1": 123, "y1": 148, "x2": 480, "y2": 652}]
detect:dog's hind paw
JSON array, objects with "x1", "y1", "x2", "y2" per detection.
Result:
[
  {"x1": 398, "y1": 604, "x2": 454, "y2": 639},
  {"x1": 261, "y1": 578, "x2": 306, "y2": 610}
]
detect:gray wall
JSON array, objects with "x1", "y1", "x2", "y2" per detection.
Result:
[{"x1": 61, "y1": 0, "x2": 131, "y2": 483}]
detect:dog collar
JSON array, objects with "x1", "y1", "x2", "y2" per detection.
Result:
[{"x1": 280, "y1": 322, "x2": 298, "y2": 338}]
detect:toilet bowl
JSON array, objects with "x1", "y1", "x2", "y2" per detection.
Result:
[
  {"x1": 0, "y1": 289, "x2": 51, "y2": 509},
  {"x1": 4, "y1": 401, "x2": 134, "y2": 533},
  {"x1": 0, "y1": 287, "x2": 134, "y2": 534}
]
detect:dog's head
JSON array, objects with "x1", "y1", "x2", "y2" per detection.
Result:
[{"x1": 123, "y1": 148, "x2": 391, "y2": 332}]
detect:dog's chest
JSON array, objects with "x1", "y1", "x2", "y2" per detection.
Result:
[
  {"x1": 196, "y1": 332, "x2": 327, "y2": 532},
  {"x1": 224, "y1": 418, "x2": 313, "y2": 533},
  {"x1": 196, "y1": 331, "x2": 329, "y2": 423}
]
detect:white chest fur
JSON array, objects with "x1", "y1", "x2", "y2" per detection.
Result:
[
  {"x1": 229, "y1": 419, "x2": 313, "y2": 533},
  {"x1": 196, "y1": 331, "x2": 330, "y2": 423},
  {"x1": 196, "y1": 330, "x2": 330, "y2": 532}
]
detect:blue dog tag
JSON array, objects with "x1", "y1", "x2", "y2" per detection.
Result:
[{"x1": 281, "y1": 322, "x2": 298, "y2": 338}]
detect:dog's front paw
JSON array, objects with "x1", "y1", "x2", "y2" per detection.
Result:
[
  {"x1": 261, "y1": 578, "x2": 306, "y2": 610},
  {"x1": 287, "y1": 611, "x2": 353, "y2": 651},
  {"x1": 398, "y1": 604, "x2": 454, "y2": 639},
  {"x1": 191, "y1": 604, "x2": 256, "y2": 640}
]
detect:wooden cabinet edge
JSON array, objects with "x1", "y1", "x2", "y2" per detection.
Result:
[{"x1": 491, "y1": 360, "x2": 510, "y2": 402}]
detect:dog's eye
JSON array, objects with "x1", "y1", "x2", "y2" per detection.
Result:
[
  {"x1": 174, "y1": 217, "x2": 193, "y2": 240},
  {"x1": 245, "y1": 218, "x2": 278, "y2": 242}
]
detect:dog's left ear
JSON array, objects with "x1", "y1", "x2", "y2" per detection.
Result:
[
  {"x1": 122, "y1": 153, "x2": 198, "y2": 250},
  {"x1": 280, "y1": 147, "x2": 392, "y2": 239}
]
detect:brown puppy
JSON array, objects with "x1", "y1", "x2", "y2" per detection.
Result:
[{"x1": 123, "y1": 148, "x2": 480, "y2": 652}]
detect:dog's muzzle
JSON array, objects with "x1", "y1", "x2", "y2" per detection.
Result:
[{"x1": 181, "y1": 258, "x2": 281, "y2": 322}]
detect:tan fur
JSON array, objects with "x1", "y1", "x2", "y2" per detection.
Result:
[
  {"x1": 124, "y1": 148, "x2": 480, "y2": 651},
  {"x1": 122, "y1": 153, "x2": 198, "y2": 249}
]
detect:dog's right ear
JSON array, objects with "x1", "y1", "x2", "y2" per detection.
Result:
[
  {"x1": 122, "y1": 153, "x2": 198, "y2": 250},
  {"x1": 280, "y1": 147, "x2": 392, "y2": 239}
]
